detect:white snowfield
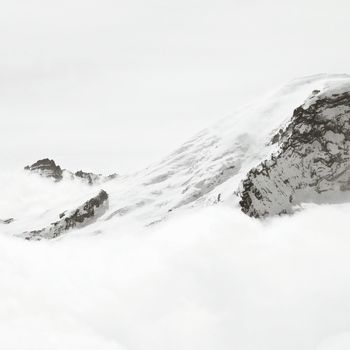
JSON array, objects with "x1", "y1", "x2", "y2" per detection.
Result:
[{"x1": 1, "y1": 74, "x2": 350, "y2": 349}]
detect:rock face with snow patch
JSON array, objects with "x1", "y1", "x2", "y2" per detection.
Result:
[
  {"x1": 25, "y1": 159, "x2": 63, "y2": 181},
  {"x1": 239, "y1": 90, "x2": 350, "y2": 217},
  {"x1": 22, "y1": 190, "x2": 109, "y2": 240}
]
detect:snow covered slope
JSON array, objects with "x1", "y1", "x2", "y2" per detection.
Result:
[{"x1": 2, "y1": 73, "x2": 350, "y2": 239}]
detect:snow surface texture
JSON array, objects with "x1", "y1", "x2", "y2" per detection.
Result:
[{"x1": 2, "y1": 74, "x2": 350, "y2": 348}]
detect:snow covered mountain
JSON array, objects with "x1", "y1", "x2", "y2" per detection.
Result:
[
  {"x1": 2, "y1": 73, "x2": 350, "y2": 239},
  {"x1": 4, "y1": 74, "x2": 350, "y2": 350}
]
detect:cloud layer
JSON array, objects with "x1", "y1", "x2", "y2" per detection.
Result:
[{"x1": 1, "y1": 201, "x2": 350, "y2": 349}]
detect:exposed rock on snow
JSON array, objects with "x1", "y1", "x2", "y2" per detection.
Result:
[
  {"x1": 22, "y1": 190, "x2": 109, "y2": 240},
  {"x1": 25, "y1": 158, "x2": 63, "y2": 182},
  {"x1": 25, "y1": 159, "x2": 117, "y2": 185},
  {"x1": 239, "y1": 90, "x2": 350, "y2": 217},
  {"x1": 0, "y1": 218, "x2": 14, "y2": 224},
  {"x1": 74, "y1": 170, "x2": 117, "y2": 185}
]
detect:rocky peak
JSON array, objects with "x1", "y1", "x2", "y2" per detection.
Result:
[
  {"x1": 25, "y1": 158, "x2": 63, "y2": 182},
  {"x1": 25, "y1": 159, "x2": 117, "y2": 185}
]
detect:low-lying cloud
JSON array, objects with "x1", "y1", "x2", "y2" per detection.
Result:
[{"x1": 1, "y1": 200, "x2": 350, "y2": 349}]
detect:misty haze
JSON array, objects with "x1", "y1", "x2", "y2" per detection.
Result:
[{"x1": 1, "y1": 1, "x2": 350, "y2": 349}]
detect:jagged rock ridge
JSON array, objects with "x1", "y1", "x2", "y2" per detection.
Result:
[
  {"x1": 239, "y1": 89, "x2": 350, "y2": 217},
  {"x1": 74, "y1": 170, "x2": 117, "y2": 185},
  {"x1": 25, "y1": 159, "x2": 63, "y2": 182},
  {"x1": 22, "y1": 190, "x2": 109, "y2": 240},
  {"x1": 25, "y1": 159, "x2": 117, "y2": 185}
]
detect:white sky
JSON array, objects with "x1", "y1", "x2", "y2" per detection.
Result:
[{"x1": 1, "y1": 0, "x2": 350, "y2": 173}]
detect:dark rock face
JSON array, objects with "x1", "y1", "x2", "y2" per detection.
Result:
[
  {"x1": 23, "y1": 190, "x2": 109, "y2": 240},
  {"x1": 239, "y1": 91, "x2": 350, "y2": 217},
  {"x1": 75, "y1": 170, "x2": 102, "y2": 185},
  {"x1": 25, "y1": 159, "x2": 63, "y2": 181},
  {"x1": 25, "y1": 159, "x2": 117, "y2": 185}
]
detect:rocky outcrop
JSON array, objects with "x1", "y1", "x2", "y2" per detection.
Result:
[
  {"x1": 25, "y1": 159, "x2": 63, "y2": 181},
  {"x1": 22, "y1": 190, "x2": 109, "y2": 240},
  {"x1": 239, "y1": 90, "x2": 350, "y2": 217},
  {"x1": 25, "y1": 159, "x2": 117, "y2": 185},
  {"x1": 0, "y1": 218, "x2": 14, "y2": 224},
  {"x1": 74, "y1": 170, "x2": 117, "y2": 185}
]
